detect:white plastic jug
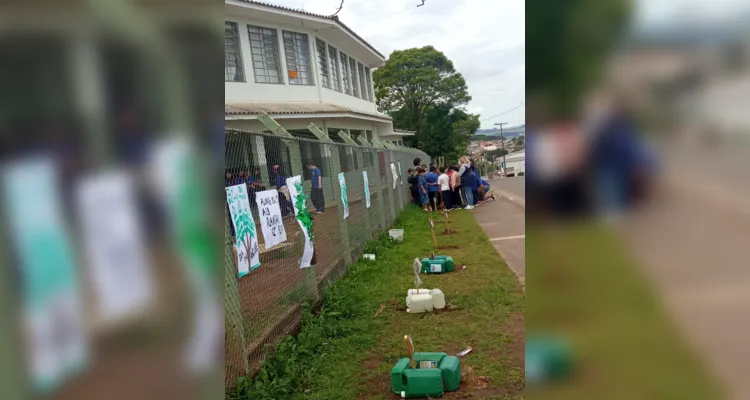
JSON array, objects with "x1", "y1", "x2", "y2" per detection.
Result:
[
  {"x1": 407, "y1": 289, "x2": 431, "y2": 296},
  {"x1": 389, "y1": 229, "x2": 405, "y2": 242},
  {"x1": 430, "y1": 289, "x2": 446, "y2": 309},
  {"x1": 406, "y1": 293, "x2": 434, "y2": 313}
]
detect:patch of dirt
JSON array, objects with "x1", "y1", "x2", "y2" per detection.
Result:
[
  {"x1": 440, "y1": 230, "x2": 458, "y2": 236},
  {"x1": 439, "y1": 245, "x2": 460, "y2": 250}
]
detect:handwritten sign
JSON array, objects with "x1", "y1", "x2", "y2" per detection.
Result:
[
  {"x1": 254, "y1": 189, "x2": 287, "y2": 249},
  {"x1": 391, "y1": 163, "x2": 398, "y2": 189},
  {"x1": 2, "y1": 157, "x2": 88, "y2": 393},
  {"x1": 76, "y1": 170, "x2": 153, "y2": 324},
  {"x1": 287, "y1": 175, "x2": 315, "y2": 268},
  {"x1": 397, "y1": 161, "x2": 403, "y2": 185},
  {"x1": 226, "y1": 184, "x2": 260, "y2": 276},
  {"x1": 338, "y1": 172, "x2": 349, "y2": 219},
  {"x1": 363, "y1": 170, "x2": 371, "y2": 208}
]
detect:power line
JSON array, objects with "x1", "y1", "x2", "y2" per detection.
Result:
[{"x1": 480, "y1": 102, "x2": 524, "y2": 122}]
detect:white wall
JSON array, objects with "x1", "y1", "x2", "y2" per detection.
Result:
[{"x1": 225, "y1": 14, "x2": 379, "y2": 115}]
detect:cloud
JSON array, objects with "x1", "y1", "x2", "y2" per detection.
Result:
[{"x1": 266, "y1": 0, "x2": 525, "y2": 128}]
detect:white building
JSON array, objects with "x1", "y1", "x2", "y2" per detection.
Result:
[{"x1": 224, "y1": 0, "x2": 411, "y2": 146}]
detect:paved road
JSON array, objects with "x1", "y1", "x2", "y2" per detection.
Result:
[
  {"x1": 488, "y1": 176, "x2": 525, "y2": 201},
  {"x1": 621, "y1": 139, "x2": 750, "y2": 399},
  {"x1": 470, "y1": 189, "x2": 525, "y2": 288}
]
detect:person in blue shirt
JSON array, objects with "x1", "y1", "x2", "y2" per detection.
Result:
[
  {"x1": 417, "y1": 168, "x2": 430, "y2": 212},
  {"x1": 425, "y1": 166, "x2": 440, "y2": 211},
  {"x1": 272, "y1": 165, "x2": 294, "y2": 216},
  {"x1": 470, "y1": 165, "x2": 481, "y2": 206},
  {"x1": 478, "y1": 178, "x2": 496, "y2": 202},
  {"x1": 307, "y1": 160, "x2": 325, "y2": 213}
]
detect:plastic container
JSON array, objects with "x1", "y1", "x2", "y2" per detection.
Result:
[
  {"x1": 406, "y1": 294, "x2": 434, "y2": 313},
  {"x1": 363, "y1": 254, "x2": 376, "y2": 260},
  {"x1": 389, "y1": 229, "x2": 405, "y2": 242},
  {"x1": 407, "y1": 289, "x2": 431, "y2": 296},
  {"x1": 420, "y1": 256, "x2": 455, "y2": 274},
  {"x1": 430, "y1": 289, "x2": 446, "y2": 309},
  {"x1": 391, "y1": 352, "x2": 462, "y2": 397}
]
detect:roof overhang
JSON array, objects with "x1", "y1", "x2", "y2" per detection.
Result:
[
  {"x1": 225, "y1": 0, "x2": 385, "y2": 67},
  {"x1": 225, "y1": 101, "x2": 393, "y2": 123}
]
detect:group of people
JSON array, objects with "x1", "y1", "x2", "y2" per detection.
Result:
[{"x1": 408, "y1": 157, "x2": 495, "y2": 212}]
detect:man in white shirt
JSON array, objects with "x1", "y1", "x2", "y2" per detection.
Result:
[{"x1": 437, "y1": 166, "x2": 452, "y2": 210}]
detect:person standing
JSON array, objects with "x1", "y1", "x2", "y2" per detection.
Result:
[
  {"x1": 417, "y1": 168, "x2": 430, "y2": 212},
  {"x1": 457, "y1": 157, "x2": 475, "y2": 209},
  {"x1": 407, "y1": 168, "x2": 420, "y2": 206},
  {"x1": 438, "y1": 166, "x2": 452, "y2": 210},
  {"x1": 470, "y1": 165, "x2": 481, "y2": 206},
  {"x1": 307, "y1": 160, "x2": 325, "y2": 214},
  {"x1": 425, "y1": 166, "x2": 440, "y2": 211},
  {"x1": 449, "y1": 165, "x2": 462, "y2": 209},
  {"x1": 272, "y1": 165, "x2": 294, "y2": 216}
]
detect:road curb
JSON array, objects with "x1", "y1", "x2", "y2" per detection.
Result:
[{"x1": 495, "y1": 190, "x2": 525, "y2": 209}]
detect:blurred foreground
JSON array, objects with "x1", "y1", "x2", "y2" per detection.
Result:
[
  {"x1": 527, "y1": 0, "x2": 750, "y2": 398},
  {"x1": 0, "y1": 2, "x2": 223, "y2": 399}
]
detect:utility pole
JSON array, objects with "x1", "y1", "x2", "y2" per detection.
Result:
[{"x1": 494, "y1": 122, "x2": 508, "y2": 176}]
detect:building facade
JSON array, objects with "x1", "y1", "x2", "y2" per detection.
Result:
[{"x1": 224, "y1": 0, "x2": 411, "y2": 146}]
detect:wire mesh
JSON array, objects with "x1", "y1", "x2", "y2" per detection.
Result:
[{"x1": 223, "y1": 128, "x2": 428, "y2": 388}]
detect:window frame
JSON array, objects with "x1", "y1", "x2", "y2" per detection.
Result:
[
  {"x1": 340, "y1": 51, "x2": 351, "y2": 95},
  {"x1": 247, "y1": 24, "x2": 283, "y2": 84},
  {"x1": 224, "y1": 21, "x2": 245, "y2": 82},
  {"x1": 364, "y1": 67, "x2": 374, "y2": 102},
  {"x1": 349, "y1": 57, "x2": 359, "y2": 98},
  {"x1": 315, "y1": 38, "x2": 330, "y2": 89},
  {"x1": 357, "y1": 62, "x2": 368, "y2": 101},
  {"x1": 282, "y1": 30, "x2": 314, "y2": 86},
  {"x1": 328, "y1": 45, "x2": 342, "y2": 92}
]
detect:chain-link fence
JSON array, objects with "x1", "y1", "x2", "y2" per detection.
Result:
[{"x1": 224, "y1": 127, "x2": 428, "y2": 387}]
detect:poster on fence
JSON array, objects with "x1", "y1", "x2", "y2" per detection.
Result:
[
  {"x1": 286, "y1": 175, "x2": 316, "y2": 268},
  {"x1": 226, "y1": 184, "x2": 261, "y2": 277},
  {"x1": 390, "y1": 163, "x2": 398, "y2": 189},
  {"x1": 254, "y1": 189, "x2": 287, "y2": 249},
  {"x1": 76, "y1": 170, "x2": 154, "y2": 324},
  {"x1": 1, "y1": 157, "x2": 88, "y2": 393},
  {"x1": 363, "y1": 170, "x2": 371, "y2": 208},
  {"x1": 149, "y1": 138, "x2": 222, "y2": 372},
  {"x1": 338, "y1": 172, "x2": 349, "y2": 219},
  {"x1": 397, "y1": 161, "x2": 403, "y2": 185}
]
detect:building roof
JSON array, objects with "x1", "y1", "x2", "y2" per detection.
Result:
[
  {"x1": 225, "y1": 101, "x2": 392, "y2": 121},
  {"x1": 235, "y1": 0, "x2": 385, "y2": 60},
  {"x1": 392, "y1": 129, "x2": 416, "y2": 136}
]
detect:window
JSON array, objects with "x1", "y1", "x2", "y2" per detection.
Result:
[
  {"x1": 357, "y1": 62, "x2": 368, "y2": 101},
  {"x1": 315, "y1": 38, "x2": 330, "y2": 88},
  {"x1": 349, "y1": 57, "x2": 359, "y2": 98},
  {"x1": 282, "y1": 30, "x2": 312, "y2": 85},
  {"x1": 328, "y1": 45, "x2": 341, "y2": 92},
  {"x1": 328, "y1": 128, "x2": 356, "y2": 172},
  {"x1": 364, "y1": 67, "x2": 374, "y2": 102},
  {"x1": 225, "y1": 22, "x2": 244, "y2": 82},
  {"x1": 364, "y1": 130, "x2": 375, "y2": 166},
  {"x1": 340, "y1": 52, "x2": 351, "y2": 95},
  {"x1": 248, "y1": 25, "x2": 282, "y2": 84}
]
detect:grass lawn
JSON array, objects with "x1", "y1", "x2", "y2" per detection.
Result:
[
  {"x1": 229, "y1": 206, "x2": 525, "y2": 400},
  {"x1": 526, "y1": 222, "x2": 725, "y2": 400}
]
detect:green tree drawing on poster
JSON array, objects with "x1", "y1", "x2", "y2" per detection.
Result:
[
  {"x1": 293, "y1": 181, "x2": 314, "y2": 242},
  {"x1": 234, "y1": 200, "x2": 256, "y2": 262},
  {"x1": 341, "y1": 181, "x2": 348, "y2": 209}
]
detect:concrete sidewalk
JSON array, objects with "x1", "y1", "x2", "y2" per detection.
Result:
[{"x1": 470, "y1": 196, "x2": 525, "y2": 288}]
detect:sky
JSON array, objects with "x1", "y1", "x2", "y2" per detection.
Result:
[{"x1": 266, "y1": 0, "x2": 525, "y2": 129}]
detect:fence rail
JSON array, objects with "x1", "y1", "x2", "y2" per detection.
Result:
[{"x1": 224, "y1": 127, "x2": 428, "y2": 388}]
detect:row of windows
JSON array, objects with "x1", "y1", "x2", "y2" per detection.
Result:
[
  {"x1": 225, "y1": 21, "x2": 375, "y2": 102},
  {"x1": 315, "y1": 37, "x2": 374, "y2": 102}
]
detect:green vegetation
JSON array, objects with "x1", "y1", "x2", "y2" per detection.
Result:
[
  {"x1": 229, "y1": 207, "x2": 524, "y2": 400},
  {"x1": 374, "y1": 46, "x2": 480, "y2": 161},
  {"x1": 526, "y1": 223, "x2": 724, "y2": 399}
]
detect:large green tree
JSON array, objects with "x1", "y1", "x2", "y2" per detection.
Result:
[
  {"x1": 374, "y1": 46, "x2": 477, "y2": 154},
  {"x1": 527, "y1": 0, "x2": 631, "y2": 118}
]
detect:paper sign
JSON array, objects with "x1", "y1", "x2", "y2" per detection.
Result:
[
  {"x1": 362, "y1": 171, "x2": 371, "y2": 208},
  {"x1": 76, "y1": 171, "x2": 153, "y2": 324},
  {"x1": 338, "y1": 172, "x2": 349, "y2": 219},
  {"x1": 287, "y1": 175, "x2": 315, "y2": 268},
  {"x1": 397, "y1": 162, "x2": 403, "y2": 185},
  {"x1": 149, "y1": 138, "x2": 222, "y2": 373},
  {"x1": 255, "y1": 189, "x2": 287, "y2": 248},
  {"x1": 226, "y1": 184, "x2": 260, "y2": 276},
  {"x1": 390, "y1": 163, "x2": 398, "y2": 189},
  {"x1": 1, "y1": 157, "x2": 88, "y2": 393}
]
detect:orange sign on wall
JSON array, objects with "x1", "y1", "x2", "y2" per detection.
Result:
[{"x1": 288, "y1": 70, "x2": 298, "y2": 79}]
